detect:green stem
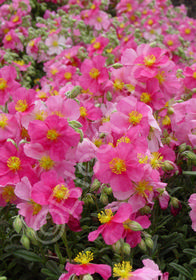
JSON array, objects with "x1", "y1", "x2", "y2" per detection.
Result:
[{"x1": 61, "y1": 227, "x2": 72, "y2": 262}]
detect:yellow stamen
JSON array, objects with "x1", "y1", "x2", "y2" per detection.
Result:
[
  {"x1": 50, "y1": 68, "x2": 58, "y2": 75},
  {"x1": 47, "y1": 129, "x2": 59, "y2": 141},
  {"x1": 2, "y1": 185, "x2": 16, "y2": 203},
  {"x1": 7, "y1": 156, "x2": 21, "y2": 171},
  {"x1": 156, "y1": 71, "x2": 165, "y2": 84},
  {"x1": 29, "y1": 40, "x2": 35, "y2": 47},
  {"x1": 89, "y1": 68, "x2": 100, "y2": 79},
  {"x1": 113, "y1": 261, "x2": 133, "y2": 279},
  {"x1": 144, "y1": 54, "x2": 156, "y2": 67},
  {"x1": 74, "y1": 251, "x2": 94, "y2": 264},
  {"x1": 129, "y1": 111, "x2": 143, "y2": 125},
  {"x1": 167, "y1": 40, "x2": 173, "y2": 46},
  {"x1": 148, "y1": 19, "x2": 153, "y2": 25},
  {"x1": 98, "y1": 209, "x2": 113, "y2": 224},
  {"x1": 0, "y1": 114, "x2": 8, "y2": 128},
  {"x1": 39, "y1": 155, "x2": 54, "y2": 171},
  {"x1": 0, "y1": 78, "x2": 7, "y2": 90},
  {"x1": 93, "y1": 42, "x2": 101, "y2": 50},
  {"x1": 12, "y1": 15, "x2": 19, "y2": 23},
  {"x1": 53, "y1": 184, "x2": 70, "y2": 202},
  {"x1": 113, "y1": 79, "x2": 124, "y2": 90},
  {"x1": 97, "y1": 17, "x2": 102, "y2": 22},
  {"x1": 126, "y1": 3, "x2": 132, "y2": 12},
  {"x1": 15, "y1": 100, "x2": 28, "y2": 112},
  {"x1": 30, "y1": 199, "x2": 42, "y2": 215},
  {"x1": 117, "y1": 136, "x2": 131, "y2": 145},
  {"x1": 137, "y1": 153, "x2": 149, "y2": 164},
  {"x1": 64, "y1": 72, "x2": 72, "y2": 80},
  {"x1": 80, "y1": 106, "x2": 87, "y2": 117},
  {"x1": 192, "y1": 72, "x2": 196, "y2": 79},
  {"x1": 150, "y1": 152, "x2": 163, "y2": 169},
  {"x1": 109, "y1": 158, "x2": 126, "y2": 174},
  {"x1": 162, "y1": 115, "x2": 171, "y2": 126},
  {"x1": 185, "y1": 28, "x2": 191, "y2": 35},
  {"x1": 5, "y1": 34, "x2": 12, "y2": 41},
  {"x1": 140, "y1": 92, "x2": 151, "y2": 103},
  {"x1": 52, "y1": 40, "x2": 58, "y2": 47},
  {"x1": 136, "y1": 180, "x2": 153, "y2": 196}
]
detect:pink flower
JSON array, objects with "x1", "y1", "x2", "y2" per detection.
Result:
[
  {"x1": 3, "y1": 29, "x2": 23, "y2": 51},
  {"x1": 189, "y1": 193, "x2": 196, "y2": 231},
  {"x1": 184, "y1": 63, "x2": 196, "y2": 90},
  {"x1": 0, "y1": 113, "x2": 20, "y2": 143},
  {"x1": 94, "y1": 142, "x2": 144, "y2": 196},
  {"x1": 14, "y1": 177, "x2": 48, "y2": 230},
  {"x1": 45, "y1": 34, "x2": 70, "y2": 55},
  {"x1": 59, "y1": 250, "x2": 111, "y2": 280},
  {"x1": 88, "y1": 203, "x2": 133, "y2": 245},
  {"x1": 31, "y1": 170, "x2": 83, "y2": 225},
  {"x1": 28, "y1": 115, "x2": 80, "y2": 161}
]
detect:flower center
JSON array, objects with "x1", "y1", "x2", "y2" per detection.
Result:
[
  {"x1": 74, "y1": 251, "x2": 94, "y2": 265},
  {"x1": 5, "y1": 34, "x2": 12, "y2": 41},
  {"x1": 148, "y1": 19, "x2": 153, "y2": 25},
  {"x1": 93, "y1": 42, "x2": 101, "y2": 50},
  {"x1": 156, "y1": 71, "x2": 165, "y2": 84},
  {"x1": 0, "y1": 78, "x2": 7, "y2": 90},
  {"x1": 126, "y1": 3, "x2": 132, "y2": 12},
  {"x1": 109, "y1": 157, "x2": 126, "y2": 174},
  {"x1": 117, "y1": 136, "x2": 131, "y2": 145},
  {"x1": 162, "y1": 115, "x2": 171, "y2": 126},
  {"x1": 15, "y1": 99, "x2": 28, "y2": 112},
  {"x1": 0, "y1": 114, "x2": 8, "y2": 128},
  {"x1": 113, "y1": 261, "x2": 133, "y2": 279},
  {"x1": 140, "y1": 92, "x2": 151, "y2": 103},
  {"x1": 129, "y1": 111, "x2": 143, "y2": 125},
  {"x1": 98, "y1": 209, "x2": 114, "y2": 224},
  {"x1": 53, "y1": 184, "x2": 70, "y2": 202},
  {"x1": 185, "y1": 28, "x2": 191, "y2": 34},
  {"x1": 39, "y1": 155, "x2": 54, "y2": 171},
  {"x1": 30, "y1": 199, "x2": 42, "y2": 215},
  {"x1": 192, "y1": 72, "x2": 196, "y2": 79},
  {"x1": 96, "y1": 16, "x2": 102, "y2": 22},
  {"x1": 136, "y1": 180, "x2": 153, "y2": 196},
  {"x1": 113, "y1": 79, "x2": 124, "y2": 90},
  {"x1": 64, "y1": 72, "x2": 72, "y2": 80},
  {"x1": 150, "y1": 152, "x2": 163, "y2": 169},
  {"x1": 47, "y1": 129, "x2": 59, "y2": 141},
  {"x1": 89, "y1": 68, "x2": 100, "y2": 79},
  {"x1": 7, "y1": 156, "x2": 21, "y2": 171},
  {"x1": 80, "y1": 106, "x2": 87, "y2": 117},
  {"x1": 144, "y1": 54, "x2": 156, "y2": 67},
  {"x1": 12, "y1": 15, "x2": 19, "y2": 23},
  {"x1": 167, "y1": 40, "x2": 173, "y2": 46},
  {"x1": 52, "y1": 40, "x2": 59, "y2": 47},
  {"x1": 2, "y1": 185, "x2": 16, "y2": 203}
]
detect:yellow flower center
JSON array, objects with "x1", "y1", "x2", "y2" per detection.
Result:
[
  {"x1": 185, "y1": 28, "x2": 191, "y2": 34},
  {"x1": 5, "y1": 34, "x2": 12, "y2": 41},
  {"x1": 150, "y1": 152, "x2": 163, "y2": 169},
  {"x1": 94, "y1": 138, "x2": 102, "y2": 147},
  {"x1": 113, "y1": 261, "x2": 133, "y2": 279},
  {"x1": 53, "y1": 184, "x2": 70, "y2": 202},
  {"x1": 89, "y1": 68, "x2": 100, "y2": 79},
  {"x1": 91, "y1": 4, "x2": 96, "y2": 9},
  {"x1": 109, "y1": 158, "x2": 126, "y2": 174},
  {"x1": 0, "y1": 78, "x2": 7, "y2": 90},
  {"x1": 12, "y1": 15, "x2": 19, "y2": 23},
  {"x1": 80, "y1": 106, "x2": 87, "y2": 117},
  {"x1": 148, "y1": 19, "x2": 153, "y2": 25},
  {"x1": 39, "y1": 155, "x2": 54, "y2": 171},
  {"x1": 137, "y1": 153, "x2": 149, "y2": 164},
  {"x1": 52, "y1": 40, "x2": 58, "y2": 47},
  {"x1": 192, "y1": 72, "x2": 196, "y2": 79},
  {"x1": 162, "y1": 115, "x2": 171, "y2": 126},
  {"x1": 140, "y1": 92, "x2": 151, "y2": 103},
  {"x1": 126, "y1": 3, "x2": 132, "y2": 12},
  {"x1": 30, "y1": 199, "x2": 42, "y2": 215},
  {"x1": 113, "y1": 79, "x2": 124, "y2": 90},
  {"x1": 98, "y1": 209, "x2": 114, "y2": 224},
  {"x1": 126, "y1": 84, "x2": 135, "y2": 92},
  {"x1": 97, "y1": 16, "x2": 102, "y2": 22},
  {"x1": 64, "y1": 72, "x2": 72, "y2": 80},
  {"x1": 156, "y1": 71, "x2": 165, "y2": 84},
  {"x1": 74, "y1": 251, "x2": 94, "y2": 265},
  {"x1": 129, "y1": 111, "x2": 143, "y2": 125},
  {"x1": 93, "y1": 42, "x2": 101, "y2": 50},
  {"x1": 51, "y1": 68, "x2": 58, "y2": 75},
  {"x1": 14, "y1": 60, "x2": 25, "y2": 66},
  {"x1": 7, "y1": 156, "x2": 21, "y2": 171},
  {"x1": 2, "y1": 185, "x2": 16, "y2": 203},
  {"x1": 0, "y1": 114, "x2": 8, "y2": 128},
  {"x1": 144, "y1": 54, "x2": 156, "y2": 67},
  {"x1": 47, "y1": 129, "x2": 59, "y2": 141},
  {"x1": 117, "y1": 136, "x2": 131, "y2": 145},
  {"x1": 29, "y1": 40, "x2": 35, "y2": 47},
  {"x1": 15, "y1": 99, "x2": 28, "y2": 112},
  {"x1": 136, "y1": 180, "x2": 153, "y2": 196},
  {"x1": 167, "y1": 40, "x2": 173, "y2": 46}
]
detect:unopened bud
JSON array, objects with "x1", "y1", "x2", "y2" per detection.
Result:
[
  {"x1": 161, "y1": 160, "x2": 174, "y2": 171},
  {"x1": 69, "y1": 86, "x2": 82, "y2": 98},
  {"x1": 167, "y1": 107, "x2": 174, "y2": 115},
  {"x1": 103, "y1": 186, "x2": 113, "y2": 195},
  {"x1": 126, "y1": 221, "x2": 143, "y2": 231},
  {"x1": 26, "y1": 228, "x2": 38, "y2": 245},
  {"x1": 0, "y1": 277, "x2": 7, "y2": 280},
  {"x1": 149, "y1": 42, "x2": 157, "y2": 48},
  {"x1": 91, "y1": 179, "x2": 101, "y2": 191},
  {"x1": 139, "y1": 206, "x2": 151, "y2": 215},
  {"x1": 170, "y1": 197, "x2": 180, "y2": 208},
  {"x1": 13, "y1": 216, "x2": 23, "y2": 234},
  {"x1": 145, "y1": 237, "x2": 154, "y2": 249},
  {"x1": 112, "y1": 240, "x2": 121, "y2": 254},
  {"x1": 182, "y1": 151, "x2": 196, "y2": 161},
  {"x1": 111, "y1": 63, "x2": 123, "y2": 69},
  {"x1": 122, "y1": 242, "x2": 131, "y2": 255},
  {"x1": 83, "y1": 194, "x2": 94, "y2": 205},
  {"x1": 106, "y1": 91, "x2": 112, "y2": 101},
  {"x1": 20, "y1": 235, "x2": 30, "y2": 250},
  {"x1": 178, "y1": 143, "x2": 187, "y2": 153},
  {"x1": 69, "y1": 120, "x2": 83, "y2": 129},
  {"x1": 138, "y1": 239, "x2": 147, "y2": 251},
  {"x1": 83, "y1": 274, "x2": 93, "y2": 280},
  {"x1": 100, "y1": 193, "x2": 108, "y2": 205}
]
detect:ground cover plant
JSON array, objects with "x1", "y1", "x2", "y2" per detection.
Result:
[{"x1": 1, "y1": 0, "x2": 196, "y2": 279}]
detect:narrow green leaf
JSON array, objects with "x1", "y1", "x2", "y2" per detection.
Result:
[
  {"x1": 13, "y1": 249, "x2": 44, "y2": 263},
  {"x1": 169, "y1": 263, "x2": 193, "y2": 278},
  {"x1": 182, "y1": 171, "x2": 196, "y2": 176}
]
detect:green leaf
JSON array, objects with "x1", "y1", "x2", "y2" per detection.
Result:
[
  {"x1": 169, "y1": 263, "x2": 193, "y2": 278},
  {"x1": 13, "y1": 250, "x2": 44, "y2": 263},
  {"x1": 183, "y1": 249, "x2": 196, "y2": 258},
  {"x1": 182, "y1": 171, "x2": 196, "y2": 176}
]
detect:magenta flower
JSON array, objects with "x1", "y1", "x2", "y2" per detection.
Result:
[{"x1": 59, "y1": 251, "x2": 111, "y2": 280}]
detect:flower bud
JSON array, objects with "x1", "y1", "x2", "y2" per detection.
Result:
[
  {"x1": 13, "y1": 216, "x2": 23, "y2": 234},
  {"x1": 112, "y1": 240, "x2": 121, "y2": 254},
  {"x1": 106, "y1": 91, "x2": 112, "y2": 101},
  {"x1": 111, "y1": 63, "x2": 123, "y2": 69},
  {"x1": 167, "y1": 107, "x2": 174, "y2": 115},
  {"x1": 103, "y1": 186, "x2": 113, "y2": 195},
  {"x1": 26, "y1": 227, "x2": 38, "y2": 245},
  {"x1": 100, "y1": 193, "x2": 108, "y2": 205},
  {"x1": 0, "y1": 277, "x2": 7, "y2": 280},
  {"x1": 170, "y1": 197, "x2": 182, "y2": 216},
  {"x1": 145, "y1": 237, "x2": 154, "y2": 249},
  {"x1": 126, "y1": 221, "x2": 143, "y2": 231},
  {"x1": 91, "y1": 179, "x2": 101, "y2": 191},
  {"x1": 182, "y1": 151, "x2": 196, "y2": 161},
  {"x1": 83, "y1": 274, "x2": 94, "y2": 280},
  {"x1": 122, "y1": 242, "x2": 131, "y2": 255},
  {"x1": 178, "y1": 143, "x2": 187, "y2": 153},
  {"x1": 69, "y1": 86, "x2": 82, "y2": 98},
  {"x1": 139, "y1": 206, "x2": 151, "y2": 215},
  {"x1": 20, "y1": 235, "x2": 30, "y2": 250},
  {"x1": 138, "y1": 239, "x2": 147, "y2": 251},
  {"x1": 83, "y1": 193, "x2": 94, "y2": 206},
  {"x1": 161, "y1": 160, "x2": 174, "y2": 171}
]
